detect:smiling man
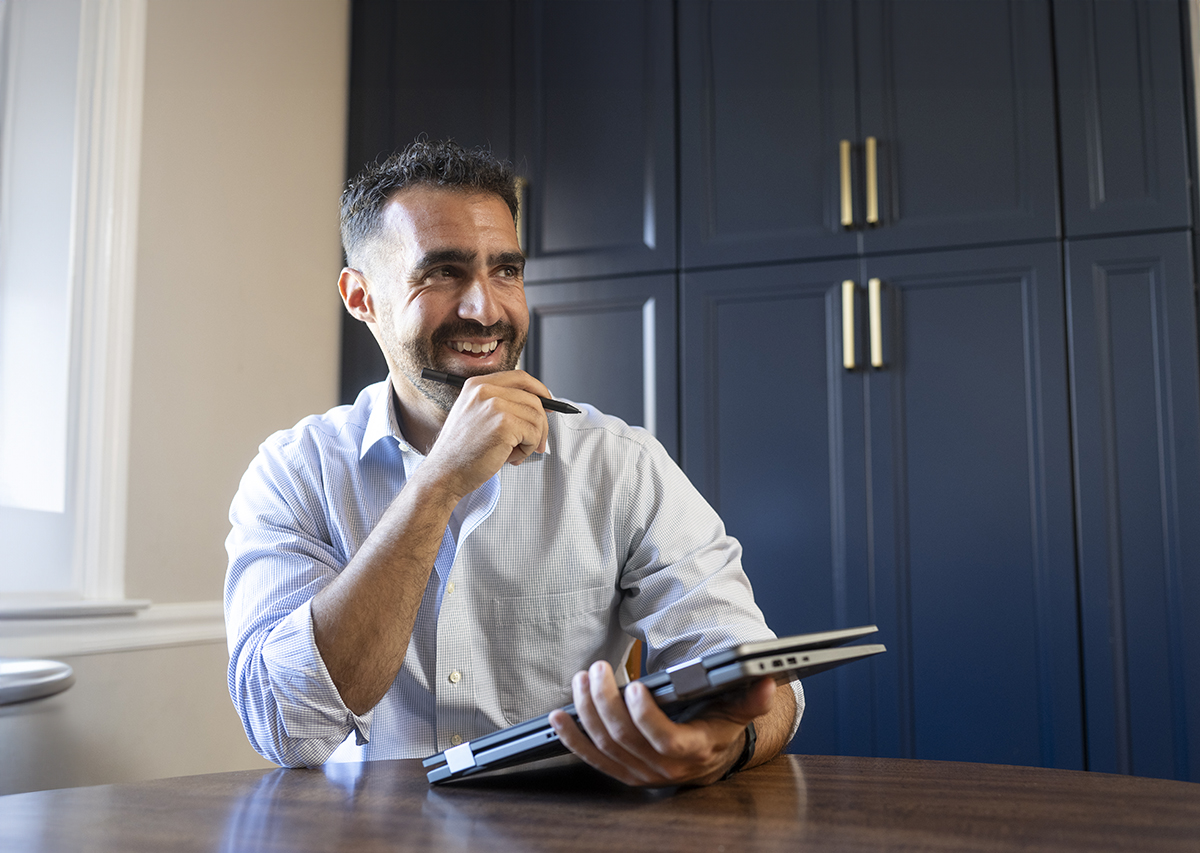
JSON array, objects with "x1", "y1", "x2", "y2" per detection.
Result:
[{"x1": 224, "y1": 140, "x2": 801, "y2": 787}]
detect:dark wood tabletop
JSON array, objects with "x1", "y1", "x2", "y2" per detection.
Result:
[{"x1": 1, "y1": 754, "x2": 1197, "y2": 852}]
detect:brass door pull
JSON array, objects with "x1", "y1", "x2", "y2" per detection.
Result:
[
  {"x1": 842, "y1": 280, "x2": 858, "y2": 370},
  {"x1": 865, "y1": 137, "x2": 879, "y2": 226},
  {"x1": 868, "y1": 277, "x2": 883, "y2": 368},
  {"x1": 839, "y1": 140, "x2": 854, "y2": 229}
]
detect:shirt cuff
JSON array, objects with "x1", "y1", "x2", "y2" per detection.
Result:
[{"x1": 260, "y1": 599, "x2": 374, "y2": 745}]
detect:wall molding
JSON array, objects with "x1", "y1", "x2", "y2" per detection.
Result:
[{"x1": 0, "y1": 600, "x2": 225, "y2": 659}]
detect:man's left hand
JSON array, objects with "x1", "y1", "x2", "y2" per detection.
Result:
[{"x1": 547, "y1": 660, "x2": 778, "y2": 787}]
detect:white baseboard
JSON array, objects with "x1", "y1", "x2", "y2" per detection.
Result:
[{"x1": 0, "y1": 601, "x2": 225, "y2": 659}]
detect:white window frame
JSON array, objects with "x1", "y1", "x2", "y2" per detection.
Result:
[
  {"x1": 0, "y1": 0, "x2": 144, "y2": 616},
  {"x1": 67, "y1": 0, "x2": 145, "y2": 606},
  {"x1": 0, "y1": 0, "x2": 224, "y2": 654}
]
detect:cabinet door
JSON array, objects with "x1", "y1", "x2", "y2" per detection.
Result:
[
  {"x1": 857, "y1": 0, "x2": 1060, "y2": 253},
  {"x1": 678, "y1": 0, "x2": 858, "y2": 269},
  {"x1": 1066, "y1": 231, "x2": 1200, "y2": 781},
  {"x1": 341, "y1": 0, "x2": 516, "y2": 403},
  {"x1": 681, "y1": 259, "x2": 876, "y2": 757},
  {"x1": 1054, "y1": 0, "x2": 1191, "y2": 237},
  {"x1": 514, "y1": 0, "x2": 675, "y2": 282},
  {"x1": 524, "y1": 274, "x2": 678, "y2": 459},
  {"x1": 863, "y1": 243, "x2": 1082, "y2": 768}
]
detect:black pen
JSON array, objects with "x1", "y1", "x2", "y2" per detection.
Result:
[{"x1": 420, "y1": 368, "x2": 582, "y2": 414}]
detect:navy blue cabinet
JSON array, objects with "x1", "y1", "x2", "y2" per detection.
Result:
[
  {"x1": 683, "y1": 245, "x2": 1084, "y2": 768},
  {"x1": 856, "y1": 0, "x2": 1059, "y2": 253},
  {"x1": 860, "y1": 244, "x2": 1081, "y2": 767},
  {"x1": 514, "y1": 0, "x2": 675, "y2": 282},
  {"x1": 677, "y1": 1, "x2": 859, "y2": 267},
  {"x1": 679, "y1": 0, "x2": 1060, "y2": 269},
  {"x1": 1066, "y1": 231, "x2": 1200, "y2": 781},
  {"x1": 1054, "y1": 0, "x2": 1192, "y2": 236},
  {"x1": 524, "y1": 274, "x2": 678, "y2": 459}
]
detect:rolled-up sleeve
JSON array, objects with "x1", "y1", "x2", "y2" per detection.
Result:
[{"x1": 224, "y1": 434, "x2": 369, "y2": 767}]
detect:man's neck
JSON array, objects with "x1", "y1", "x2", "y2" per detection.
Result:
[{"x1": 390, "y1": 380, "x2": 444, "y2": 456}]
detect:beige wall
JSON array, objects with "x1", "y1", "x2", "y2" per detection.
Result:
[
  {"x1": 126, "y1": 0, "x2": 346, "y2": 604},
  {"x1": 0, "y1": 643, "x2": 268, "y2": 794},
  {"x1": 0, "y1": 0, "x2": 348, "y2": 795}
]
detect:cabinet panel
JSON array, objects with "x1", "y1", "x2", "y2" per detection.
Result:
[
  {"x1": 1066, "y1": 231, "x2": 1200, "y2": 781},
  {"x1": 858, "y1": 0, "x2": 1059, "y2": 253},
  {"x1": 864, "y1": 244, "x2": 1082, "y2": 767},
  {"x1": 524, "y1": 275, "x2": 677, "y2": 459},
  {"x1": 515, "y1": 0, "x2": 675, "y2": 282},
  {"x1": 678, "y1": 0, "x2": 859, "y2": 268},
  {"x1": 682, "y1": 259, "x2": 874, "y2": 756},
  {"x1": 1054, "y1": 0, "x2": 1191, "y2": 237}
]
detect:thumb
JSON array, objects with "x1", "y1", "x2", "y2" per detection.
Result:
[{"x1": 724, "y1": 677, "x2": 776, "y2": 725}]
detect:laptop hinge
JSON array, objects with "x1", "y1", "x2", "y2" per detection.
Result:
[
  {"x1": 444, "y1": 742, "x2": 476, "y2": 773},
  {"x1": 666, "y1": 659, "x2": 710, "y2": 699}
]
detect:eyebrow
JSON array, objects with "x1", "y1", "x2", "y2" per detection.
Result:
[
  {"x1": 492, "y1": 251, "x2": 526, "y2": 269},
  {"x1": 413, "y1": 249, "x2": 476, "y2": 271},
  {"x1": 412, "y1": 249, "x2": 526, "y2": 272}
]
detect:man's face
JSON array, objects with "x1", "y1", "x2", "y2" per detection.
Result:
[{"x1": 362, "y1": 185, "x2": 528, "y2": 412}]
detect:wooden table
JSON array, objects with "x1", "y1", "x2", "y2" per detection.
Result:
[{"x1": 1, "y1": 754, "x2": 1197, "y2": 852}]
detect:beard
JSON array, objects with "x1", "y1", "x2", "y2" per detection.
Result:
[{"x1": 383, "y1": 315, "x2": 528, "y2": 413}]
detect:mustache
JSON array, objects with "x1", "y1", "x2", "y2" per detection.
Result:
[{"x1": 430, "y1": 320, "x2": 517, "y2": 348}]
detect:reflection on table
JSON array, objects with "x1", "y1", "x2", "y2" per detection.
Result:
[{"x1": 0, "y1": 753, "x2": 1197, "y2": 852}]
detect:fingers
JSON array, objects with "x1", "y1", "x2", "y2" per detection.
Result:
[
  {"x1": 455, "y1": 371, "x2": 551, "y2": 461},
  {"x1": 551, "y1": 664, "x2": 663, "y2": 786},
  {"x1": 551, "y1": 663, "x2": 777, "y2": 788},
  {"x1": 423, "y1": 370, "x2": 551, "y2": 496}
]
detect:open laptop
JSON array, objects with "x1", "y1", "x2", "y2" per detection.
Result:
[{"x1": 423, "y1": 624, "x2": 885, "y2": 784}]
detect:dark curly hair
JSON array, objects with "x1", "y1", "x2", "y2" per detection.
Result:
[{"x1": 340, "y1": 139, "x2": 519, "y2": 268}]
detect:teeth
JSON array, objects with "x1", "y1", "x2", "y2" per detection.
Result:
[{"x1": 452, "y1": 341, "x2": 498, "y2": 354}]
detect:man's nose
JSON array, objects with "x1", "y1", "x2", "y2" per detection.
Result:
[{"x1": 458, "y1": 276, "x2": 502, "y2": 326}]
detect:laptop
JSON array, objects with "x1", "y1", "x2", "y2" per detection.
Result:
[{"x1": 423, "y1": 624, "x2": 885, "y2": 784}]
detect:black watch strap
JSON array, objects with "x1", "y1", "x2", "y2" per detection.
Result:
[{"x1": 720, "y1": 721, "x2": 756, "y2": 781}]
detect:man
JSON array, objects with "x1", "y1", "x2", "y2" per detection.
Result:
[{"x1": 225, "y1": 140, "x2": 801, "y2": 787}]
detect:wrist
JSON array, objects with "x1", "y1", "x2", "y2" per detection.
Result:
[{"x1": 720, "y1": 721, "x2": 756, "y2": 781}]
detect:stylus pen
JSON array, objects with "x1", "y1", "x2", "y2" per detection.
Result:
[{"x1": 420, "y1": 368, "x2": 582, "y2": 414}]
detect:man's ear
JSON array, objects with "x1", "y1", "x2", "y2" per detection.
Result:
[{"x1": 339, "y1": 267, "x2": 375, "y2": 323}]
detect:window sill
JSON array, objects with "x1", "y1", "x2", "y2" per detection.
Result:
[
  {"x1": 0, "y1": 599, "x2": 151, "y2": 619},
  {"x1": 0, "y1": 601, "x2": 225, "y2": 658}
]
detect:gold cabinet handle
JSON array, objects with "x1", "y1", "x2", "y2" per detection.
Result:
[
  {"x1": 842, "y1": 280, "x2": 857, "y2": 370},
  {"x1": 839, "y1": 140, "x2": 853, "y2": 229},
  {"x1": 514, "y1": 176, "x2": 528, "y2": 251},
  {"x1": 865, "y1": 136, "x2": 879, "y2": 226},
  {"x1": 868, "y1": 277, "x2": 883, "y2": 368}
]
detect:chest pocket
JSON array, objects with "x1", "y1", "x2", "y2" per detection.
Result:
[{"x1": 492, "y1": 584, "x2": 615, "y2": 726}]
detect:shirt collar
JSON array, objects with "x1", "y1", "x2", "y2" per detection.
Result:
[{"x1": 360, "y1": 376, "x2": 412, "y2": 459}]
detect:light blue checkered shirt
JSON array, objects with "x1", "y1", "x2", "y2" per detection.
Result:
[{"x1": 225, "y1": 379, "x2": 802, "y2": 767}]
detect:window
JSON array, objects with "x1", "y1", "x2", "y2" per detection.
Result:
[{"x1": 0, "y1": 0, "x2": 145, "y2": 608}]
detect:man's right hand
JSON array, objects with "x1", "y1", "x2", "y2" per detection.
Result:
[{"x1": 421, "y1": 370, "x2": 552, "y2": 501}]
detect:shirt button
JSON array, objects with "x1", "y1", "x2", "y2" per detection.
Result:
[
  {"x1": 448, "y1": 670, "x2": 462, "y2": 684},
  {"x1": 450, "y1": 734, "x2": 463, "y2": 746},
  {"x1": 447, "y1": 581, "x2": 456, "y2": 596}
]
